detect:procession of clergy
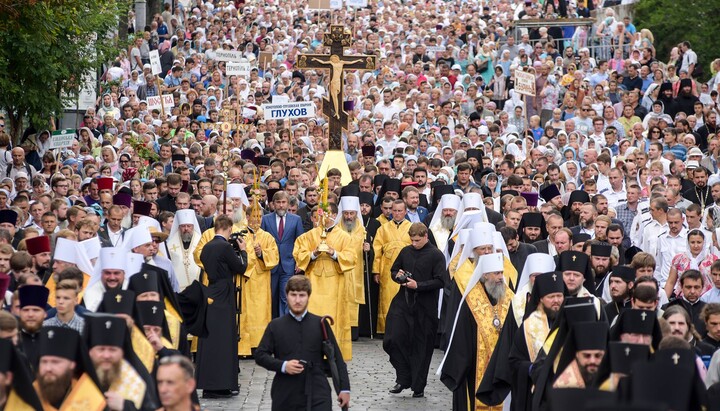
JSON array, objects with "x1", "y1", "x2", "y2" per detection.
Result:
[{"x1": 1, "y1": 173, "x2": 719, "y2": 410}]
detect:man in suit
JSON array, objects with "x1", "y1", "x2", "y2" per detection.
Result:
[
  {"x1": 98, "y1": 205, "x2": 126, "y2": 247},
  {"x1": 261, "y1": 190, "x2": 304, "y2": 317},
  {"x1": 402, "y1": 186, "x2": 428, "y2": 223},
  {"x1": 156, "y1": 173, "x2": 182, "y2": 213},
  {"x1": 532, "y1": 213, "x2": 564, "y2": 256}
]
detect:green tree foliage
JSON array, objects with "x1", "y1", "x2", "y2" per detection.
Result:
[
  {"x1": 0, "y1": 0, "x2": 128, "y2": 142},
  {"x1": 634, "y1": 0, "x2": 720, "y2": 80}
]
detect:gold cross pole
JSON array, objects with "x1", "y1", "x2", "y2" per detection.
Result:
[{"x1": 296, "y1": 25, "x2": 376, "y2": 185}]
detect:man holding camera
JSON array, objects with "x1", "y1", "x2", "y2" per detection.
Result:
[
  {"x1": 383, "y1": 223, "x2": 448, "y2": 398},
  {"x1": 196, "y1": 214, "x2": 248, "y2": 398}
]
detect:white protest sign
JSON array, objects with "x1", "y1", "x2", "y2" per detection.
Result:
[
  {"x1": 147, "y1": 95, "x2": 175, "y2": 111},
  {"x1": 272, "y1": 95, "x2": 290, "y2": 104},
  {"x1": 263, "y1": 102, "x2": 316, "y2": 120},
  {"x1": 425, "y1": 46, "x2": 446, "y2": 53},
  {"x1": 149, "y1": 50, "x2": 162, "y2": 75},
  {"x1": 50, "y1": 130, "x2": 76, "y2": 149},
  {"x1": 226, "y1": 61, "x2": 252, "y2": 77},
  {"x1": 331, "y1": 0, "x2": 343, "y2": 8},
  {"x1": 514, "y1": 69, "x2": 536, "y2": 96},
  {"x1": 346, "y1": 0, "x2": 368, "y2": 7},
  {"x1": 215, "y1": 50, "x2": 243, "y2": 62}
]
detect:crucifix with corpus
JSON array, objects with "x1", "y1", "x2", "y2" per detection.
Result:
[{"x1": 296, "y1": 25, "x2": 376, "y2": 185}]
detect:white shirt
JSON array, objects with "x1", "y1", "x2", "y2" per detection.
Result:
[
  {"x1": 681, "y1": 49, "x2": 698, "y2": 73},
  {"x1": 655, "y1": 229, "x2": 687, "y2": 288},
  {"x1": 601, "y1": 185, "x2": 627, "y2": 209},
  {"x1": 275, "y1": 213, "x2": 286, "y2": 236},
  {"x1": 108, "y1": 227, "x2": 123, "y2": 247},
  {"x1": 702, "y1": 287, "x2": 720, "y2": 304},
  {"x1": 640, "y1": 219, "x2": 669, "y2": 261},
  {"x1": 375, "y1": 137, "x2": 399, "y2": 157}
]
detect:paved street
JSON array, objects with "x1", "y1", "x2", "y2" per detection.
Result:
[{"x1": 199, "y1": 339, "x2": 453, "y2": 410}]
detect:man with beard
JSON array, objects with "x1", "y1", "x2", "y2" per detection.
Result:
[
  {"x1": 293, "y1": 203, "x2": 356, "y2": 360},
  {"x1": 551, "y1": 322, "x2": 608, "y2": 388},
  {"x1": 25, "y1": 235, "x2": 51, "y2": 284},
  {"x1": 166, "y1": 209, "x2": 202, "y2": 292},
  {"x1": 427, "y1": 194, "x2": 460, "y2": 254},
  {"x1": 603, "y1": 266, "x2": 636, "y2": 323},
  {"x1": 518, "y1": 212, "x2": 543, "y2": 243},
  {"x1": 384, "y1": 223, "x2": 446, "y2": 398},
  {"x1": 261, "y1": 191, "x2": 304, "y2": 317},
  {"x1": 698, "y1": 110, "x2": 719, "y2": 153},
  {"x1": 357, "y1": 192, "x2": 381, "y2": 338},
  {"x1": 373, "y1": 200, "x2": 412, "y2": 335},
  {"x1": 675, "y1": 78, "x2": 700, "y2": 123},
  {"x1": 34, "y1": 326, "x2": 106, "y2": 409},
  {"x1": 589, "y1": 243, "x2": 613, "y2": 300},
  {"x1": 18, "y1": 285, "x2": 49, "y2": 370},
  {"x1": 662, "y1": 305, "x2": 716, "y2": 358},
  {"x1": 562, "y1": 190, "x2": 590, "y2": 228},
  {"x1": 82, "y1": 247, "x2": 127, "y2": 312},
  {"x1": 505, "y1": 272, "x2": 564, "y2": 411},
  {"x1": 501, "y1": 226, "x2": 538, "y2": 274},
  {"x1": 440, "y1": 253, "x2": 514, "y2": 411},
  {"x1": 0, "y1": 338, "x2": 43, "y2": 410},
  {"x1": 85, "y1": 314, "x2": 158, "y2": 410},
  {"x1": 337, "y1": 195, "x2": 367, "y2": 342},
  {"x1": 571, "y1": 203, "x2": 597, "y2": 238},
  {"x1": 684, "y1": 166, "x2": 712, "y2": 208}
]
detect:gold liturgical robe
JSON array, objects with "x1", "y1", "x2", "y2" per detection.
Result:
[
  {"x1": 34, "y1": 373, "x2": 106, "y2": 411},
  {"x1": 46, "y1": 272, "x2": 90, "y2": 307},
  {"x1": 342, "y1": 221, "x2": 366, "y2": 327},
  {"x1": 372, "y1": 219, "x2": 411, "y2": 334},
  {"x1": 294, "y1": 226, "x2": 356, "y2": 360},
  {"x1": 238, "y1": 228, "x2": 279, "y2": 356}
]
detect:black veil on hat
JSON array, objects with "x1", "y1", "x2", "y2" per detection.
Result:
[
  {"x1": 610, "y1": 309, "x2": 662, "y2": 350},
  {"x1": 0, "y1": 338, "x2": 42, "y2": 410}
]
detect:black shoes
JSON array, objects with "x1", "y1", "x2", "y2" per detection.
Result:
[
  {"x1": 202, "y1": 390, "x2": 233, "y2": 399},
  {"x1": 389, "y1": 384, "x2": 409, "y2": 394},
  {"x1": 412, "y1": 391, "x2": 424, "y2": 398}
]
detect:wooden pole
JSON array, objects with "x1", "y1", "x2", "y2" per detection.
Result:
[{"x1": 157, "y1": 78, "x2": 166, "y2": 118}]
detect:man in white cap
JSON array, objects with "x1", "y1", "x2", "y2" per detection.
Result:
[
  {"x1": 336, "y1": 195, "x2": 366, "y2": 341},
  {"x1": 124, "y1": 223, "x2": 180, "y2": 292},
  {"x1": 439, "y1": 253, "x2": 514, "y2": 411},
  {"x1": 428, "y1": 194, "x2": 461, "y2": 255},
  {"x1": 83, "y1": 247, "x2": 127, "y2": 312},
  {"x1": 166, "y1": 209, "x2": 203, "y2": 291}
]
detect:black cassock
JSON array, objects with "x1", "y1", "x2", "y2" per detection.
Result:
[
  {"x1": 383, "y1": 242, "x2": 446, "y2": 393},
  {"x1": 255, "y1": 312, "x2": 350, "y2": 411},
  {"x1": 196, "y1": 235, "x2": 247, "y2": 391},
  {"x1": 358, "y1": 216, "x2": 381, "y2": 338}
]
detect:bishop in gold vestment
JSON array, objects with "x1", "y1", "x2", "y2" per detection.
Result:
[
  {"x1": 336, "y1": 197, "x2": 367, "y2": 333},
  {"x1": 293, "y1": 208, "x2": 356, "y2": 360},
  {"x1": 238, "y1": 227, "x2": 279, "y2": 356},
  {"x1": 372, "y1": 217, "x2": 411, "y2": 334}
]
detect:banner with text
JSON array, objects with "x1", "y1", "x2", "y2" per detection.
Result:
[
  {"x1": 226, "y1": 62, "x2": 252, "y2": 77},
  {"x1": 263, "y1": 102, "x2": 316, "y2": 120},
  {"x1": 214, "y1": 50, "x2": 243, "y2": 62},
  {"x1": 514, "y1": 70, "x2": 536, "y2": 96},
  {"x1": 149, "y1": 50, "x2": 162, "y2": 75},
  {"x1": 50, "y1": 130, "x2": 76, "y2": 149},
  {"x1": 147, "y1": 95, "x2": 175, "y2": 111}
]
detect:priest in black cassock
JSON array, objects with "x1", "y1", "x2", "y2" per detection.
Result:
[
  {"x1": 479, "y1": 271, "x2": 564, "y2": 411},
  {"x1": 358, "y1": 192, "x2": 381, "y2": 338},
  {"x1": 196, "y1": 215, "x2": 247, "y2": 399},
  {"x1": 384, "y1": 223, "x2": 447, "y2": 397},
  {"x1": 255, "y1": 275, "x2": 350, "y2": 410}
]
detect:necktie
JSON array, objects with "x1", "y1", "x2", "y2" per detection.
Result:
[{"x1": 278, "y1": 215, "x2": 284, "y2": 239}]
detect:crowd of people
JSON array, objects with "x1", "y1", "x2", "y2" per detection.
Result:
[{"x1": 1, "y1": 0, "x2": 720, "y2": 409}]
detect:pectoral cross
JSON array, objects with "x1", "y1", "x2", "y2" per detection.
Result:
[
  {"x1": 296, "y1": 25, "x2": 377, "y2": 151},
  {"x1": 152, "y1": 306, "x2": 158, "y2": 314},
  {"x1": 625, "y1": 347, "x2": 631, "y2": 356},
  {"x1": 640, "y1": 311, "x2": 647, "y2": 321},
  {"x1": 572, "y1": 255, "x2": 577, "y2": 261},
  {"x1": 672, "y1": 352, "x2": 680, "y2": 365},
  {"x1": 115, "y1": 294, "x2": 122, "y2": 303}
]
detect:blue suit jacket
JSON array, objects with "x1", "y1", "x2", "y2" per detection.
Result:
[
  {"x1": 405, "y1": 206, "x2": 429, "y2": 223},
  {"x1": 261, "y1": 212, "x2": 304, "y2": 275}
]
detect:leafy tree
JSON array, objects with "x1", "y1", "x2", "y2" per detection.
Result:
[
  {"x1": 634, "y1": 0, "x2": 720, "y2": 80},
  {"x1": 0, "y1": 0, "x2": 128, "y2": 142}
]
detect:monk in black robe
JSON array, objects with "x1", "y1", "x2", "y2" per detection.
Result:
[{"x1": 358, "y1": 192, "x2": 381, "y2": 338}]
